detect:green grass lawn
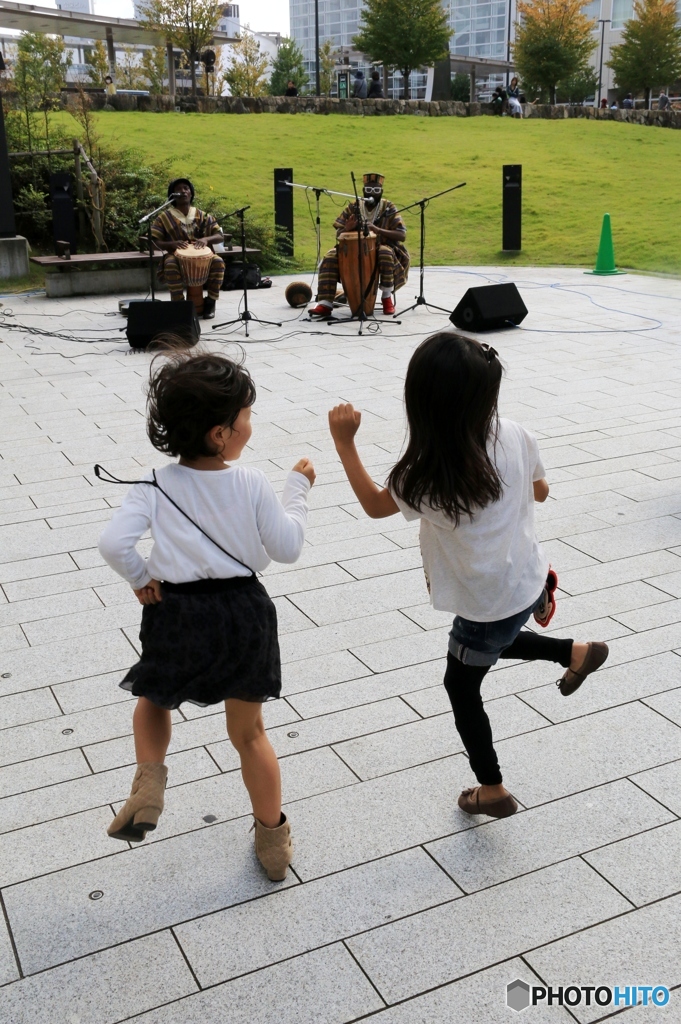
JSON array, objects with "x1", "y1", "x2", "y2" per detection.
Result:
[{"x1": 56, "y1": 111, "x2": 681, "y2": 274}]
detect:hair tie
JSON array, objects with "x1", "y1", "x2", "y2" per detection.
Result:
[{"x1": 481, "y1": 343, "x2": 498, "y2": 363}]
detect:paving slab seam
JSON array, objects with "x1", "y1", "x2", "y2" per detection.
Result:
[
  {"x1": 638, "y1": 699, "x2": 681, "y2": 733},
  {"x1": 575, "y1": 854, "x2": 638, "y2": 910},
  {"x1": 0, "y1": 889, "x2": 22, "y2": 983},
  {"x1": 514, "y1": 956, "x2": 582, "y2": 1024},
  {"x1": 627, "y1": 773, "x2": 681, "y2": 819},
  {"x1": 341, "y1": 940, "x2": 389, "y2": 1011},
  {"x1": 169, "y1": 927, "x2": 202, "y2": 993}
]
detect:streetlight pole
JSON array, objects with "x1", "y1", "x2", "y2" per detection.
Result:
[
  {"x1": 597, "y1": 18, "x2": 611, "y2": 108},
  {"x1": 314, "y1": 0, "x2": 321, "y2": 96}
]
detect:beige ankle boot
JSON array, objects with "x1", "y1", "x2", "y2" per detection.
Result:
[
  {"x1": 107, "y1": 762, "x2": 168, "y2": 842},
  {"x1": 252, "y1": 813, "x2": 292, "y2": 881}
]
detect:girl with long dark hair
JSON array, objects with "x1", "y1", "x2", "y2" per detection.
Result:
[{"x1": 329, "y1": 332, "x2": 608, "y2": 818}]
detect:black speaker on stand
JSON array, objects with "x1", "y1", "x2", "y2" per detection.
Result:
[
  {"x1": 126, "y1": 300, "x2": 200, "y2": 350},
  {"x1": 450, "y1": 283, "x2": 527, "y2": 332}
]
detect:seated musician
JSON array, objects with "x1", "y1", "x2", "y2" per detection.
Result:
[
  {"x1": 310, "y1": 172, "x2": 410, "y2": 317},
  {"x1": 151, "y1": 178, "x2": 225, "y2": 320}
]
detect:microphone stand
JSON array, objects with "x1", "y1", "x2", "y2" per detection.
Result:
[
  {"x1": 285, "y1": 180, "x2": 342, "y2": 278},
  {"x1": 351, "y1": 171, "x2": 369, "y2": 334},
  {"x1": 138, "y1": 196, "x2": 177, "y2": 302},
  {"x1": 212, "y1": 205, "x2": 282, "y2": 337},
  {"x1": 394, "y1": 182, "x2": 466, "y2": 317}
]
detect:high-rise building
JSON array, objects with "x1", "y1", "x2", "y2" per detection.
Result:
[
  {"x1": 288, "y1": 0, "x2": 652, "y2": 103},
  {"x1": 448, "y1": 0, "x2": 510, "y2": 60},
  {"x1": 289, "y1": 0, "x2": 511, "y2": 96}
]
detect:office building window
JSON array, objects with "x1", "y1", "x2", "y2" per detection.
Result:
[{"x1": 611, "y1": 0, "x2": 633, "y2": 28}]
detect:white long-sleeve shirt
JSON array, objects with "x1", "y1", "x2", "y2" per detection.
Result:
[{"x1": 98, "y1": 464, "x2": 310, "y2": 589}]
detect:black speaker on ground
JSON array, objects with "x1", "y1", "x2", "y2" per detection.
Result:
[
  {"x1": 274, "y1": 168, "x2": 294, "y2": 257},
  {"x1": 126, "y1": 300, "x2": 200, "y2": 350},
  {"x1": 450, "y1": 283, "x2": 528, "y2": 332},
  {"x1": 502, "y1": 164, "x2": 522, "y2": 251}
]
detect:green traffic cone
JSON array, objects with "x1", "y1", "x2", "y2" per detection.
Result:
[{"x1": 585, "y1": 213, "x2": 625, "y2": 276}]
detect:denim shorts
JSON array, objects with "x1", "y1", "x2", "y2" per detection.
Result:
[{"x1": 448, "y1": 594, "x2": 543, "y2": 667}]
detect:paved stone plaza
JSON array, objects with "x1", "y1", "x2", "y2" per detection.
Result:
[{"x1": 1, "y1": 266, "x2": 681, "y2": 1023}]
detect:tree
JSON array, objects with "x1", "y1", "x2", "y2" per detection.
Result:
[
  {"x1": 117, "y1": 45, "x2": 147, "y2": 90},
  {"x1": 140, "y1": 44, "x2": 168, "y2": 94},
  {"x1": 318, "y1": 40, "x2": 338, "y2": 96},
  {"x1": 14, "y1": 32, "x2": 72, "y2": 159},
  {"x1": 268, "y1": 36, "x2": 307, "y2": 95},
  {"x1": 138, "y1": 0, "x2": 223, "y2": 97},
  {"x1": 557, "y1": 64, "x2": 598, "y2": 102},
  {"x1": 223, "y1": 30, "x2": 269, "y2": 97},
  {"x1": 85, "y1": 40, "x2": 110, "y2": 88},
  {"x1": 353, "y1": 0, "x2": 451, "y2": 99},
  {"x1": 451, "y1": 71, "x2": 470, "y2": 101},
  {"x1": 513, "y1": 0, "x2": 597, "y2": 103},
  {"x1": 608, "y1": 0, "x2": 681, "y2": 108}
]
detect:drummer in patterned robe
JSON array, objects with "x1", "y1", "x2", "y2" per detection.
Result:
[
  {"x1": 310, "y1": 172, "x2": 409, "y2": 318},
  {"x1": 151, "y1": 178, "x2": 225, "y2": 320}
]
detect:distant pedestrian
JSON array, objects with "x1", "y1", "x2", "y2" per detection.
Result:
[
  {"x1": 352, "y1": 70, "x2": 367, "y2": 99},
  {"x1": 610, "y1": 99, "x2": 618, "y2": 110},
  {"x1": 622, "y1": 92, "x2": 634, "y2": 109},
  {"x1": 98, "y1": 351, "x2": 315, "y2": 880},
  {"x1": 600, "y1": 97, "x2": 608, "y2": 108},
  {"x1": 329, "y1": 333, "x2": 609, "y2": 819},
  {"x1": 367, "y1": 69, "x2": 383, "y2": 98},
  {"x1": 285, "y1": 80, "x2": 298, "y2": 97},
  {"x1": 507, "y1": 77, "x2": 522, "y2": 118},
  {"x1": 104, "y1": 75, "x2": 116, "y2": 97},
  {"x1": 658, "y1": 90, "x2": 670, "y2": 110}
]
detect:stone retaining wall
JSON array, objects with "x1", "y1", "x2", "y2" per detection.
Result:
[{"x1": 82, "y1": 92, "x2": 681, "y2": 128}]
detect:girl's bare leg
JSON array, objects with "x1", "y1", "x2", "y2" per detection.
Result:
[
  {"x1": 133, "y1": 696, "x2": 172, "y2": 764},
  {"x1": 225, "y1": 698, "x2": 281, "y2": 828}
]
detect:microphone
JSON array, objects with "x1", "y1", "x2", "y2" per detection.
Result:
[{"x1": 169, "y1": 192, "x2": 183, "y2": 198}]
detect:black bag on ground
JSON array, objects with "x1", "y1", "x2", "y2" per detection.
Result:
[{"x1": 222, "y1": 261, "x2": 261, "y2": 290}]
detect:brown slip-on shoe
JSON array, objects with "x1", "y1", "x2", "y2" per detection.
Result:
[
  {"x1": 458, "y1": 786, "x2": 518, "y2": 818},
  {"x1": 558, "y1": 641, "x2": 609, "y2": 697}
]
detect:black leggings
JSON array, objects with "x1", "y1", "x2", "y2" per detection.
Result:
[{"x1": 443, "y1": 631, "x2": 573, "y2": 786}]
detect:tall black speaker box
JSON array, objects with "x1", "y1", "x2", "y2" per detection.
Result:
[
  {"x1": 274, "y1": 168, "x2": 293, "y2": 257},
  {"x1": 126, "y1": 301, "x2": 200, "y2": 350},
  {"x1": 502, "y1": 164, "x2": 522, "y2": 251},
  {"x1": 49, "y1": 172, "x2": 77, "y2": 253},
  {"x1": 450, "y1": 283, "x2": 527, "y2": 332}
]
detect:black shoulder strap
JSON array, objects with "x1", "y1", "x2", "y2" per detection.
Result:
[{"x1": 94, "y1": 464, "x2": 255, "y2": 576}]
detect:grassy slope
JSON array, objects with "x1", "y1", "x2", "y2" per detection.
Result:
[{"x1": 55, "y1": 111, "x2": 681, "y2": 273}]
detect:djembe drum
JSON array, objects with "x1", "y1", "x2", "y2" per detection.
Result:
[
  {"x1": 176, "y1": 245, "x2": 214, "y2": 315},
  {"x1": 337, "y1": 231, "x2": 379, "y2": 317}
]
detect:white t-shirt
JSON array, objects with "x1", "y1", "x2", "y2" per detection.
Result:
[
  {"x1": 390, "y1": 418, "x2": 548, "y2": 621},
  {"x1": 98, "y1": 464, "x2": 310, "y2": 590}
]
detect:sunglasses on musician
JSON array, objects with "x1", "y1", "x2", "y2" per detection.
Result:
[{"x1": 363, "y1": 186, "x2": 383, "y2": 195}]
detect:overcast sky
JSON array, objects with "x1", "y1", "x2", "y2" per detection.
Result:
[{"x1": 34, "y1": 0, "x2": 291, "y2": 35}]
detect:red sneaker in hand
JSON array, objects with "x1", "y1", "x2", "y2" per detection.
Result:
[
  {"x1": 309, "y1": 304, "x2": 332, "y2": 319},
  {"x1": 381, "y1": 295, "x2": 396, "y2": 315}
]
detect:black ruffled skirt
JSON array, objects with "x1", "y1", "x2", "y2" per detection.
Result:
[{"x1": 121, "y1": 576, "x2": 281, "y2": 709}]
